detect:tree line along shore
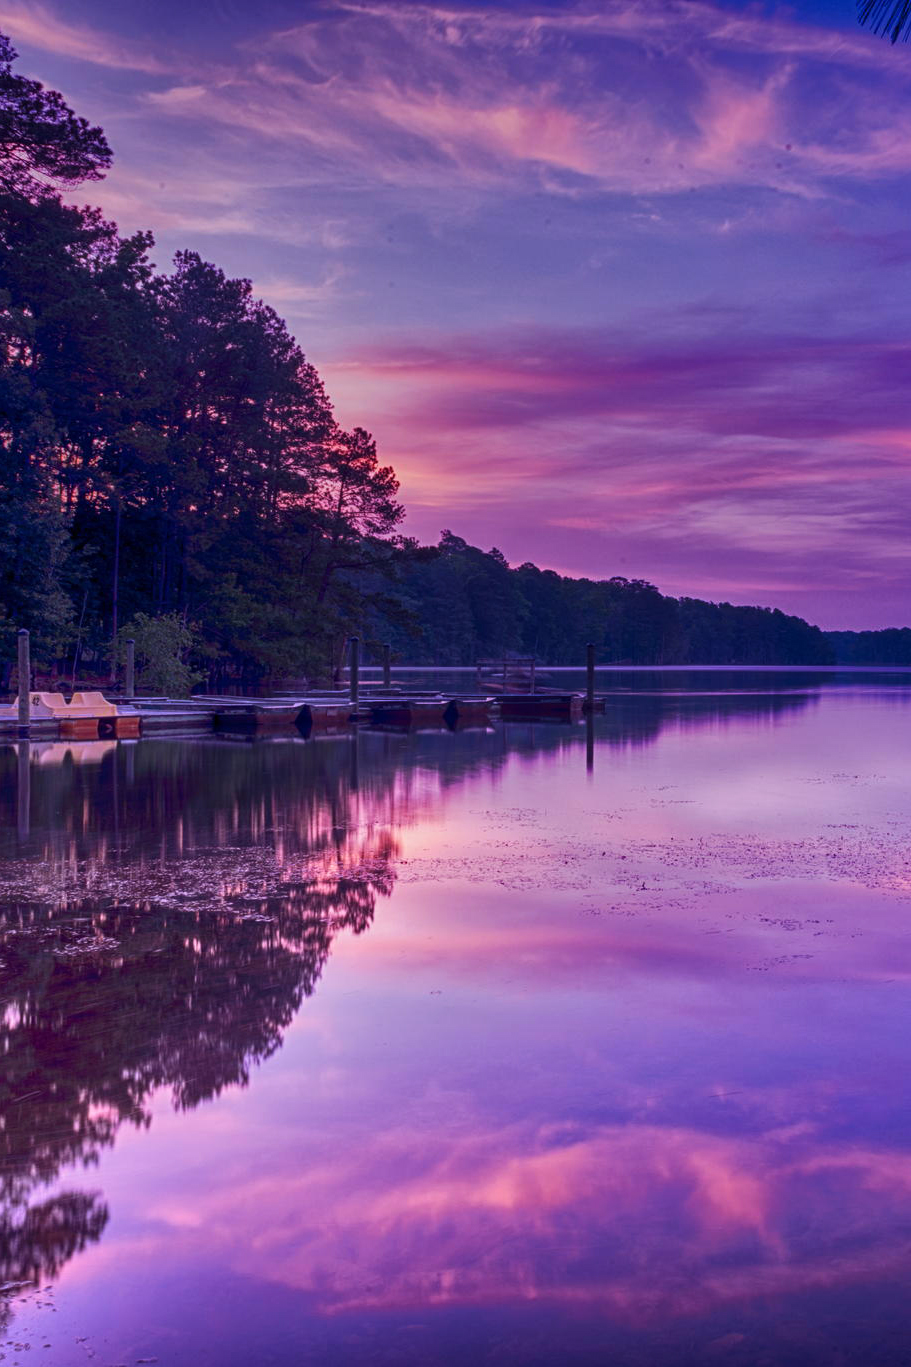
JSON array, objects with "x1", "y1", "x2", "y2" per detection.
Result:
[{"x1": 0, "y1": 36, "x2": 901, "y2": 693}]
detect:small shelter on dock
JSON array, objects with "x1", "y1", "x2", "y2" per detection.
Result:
[{"x1": 477, "y1": 656, "x2": 539, "y2": 693}]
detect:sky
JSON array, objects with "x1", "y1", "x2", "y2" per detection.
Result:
[{"x1": 3, "y1": 0, "x2": 911, "y2": 629}]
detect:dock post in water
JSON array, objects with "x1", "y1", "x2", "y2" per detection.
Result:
[
  {"x1": 125, "y1": 637, "x2": 135, "y2": 700},
  {"x1": 16, "y1": 738, "x2": 29, "y2": 839},
  {"x1": 348, "y1": 636, "x2": 360, "y2": 707},
  {"x1": 382, "y1": 642, "x2": 391, "y2": 689},
  {"x1": 349, "y1": 727, "x2": 360, "y2": 792},
  {"x1": 17, "y1": 629, "x2": 30, "y2": 735},
  {"x1": 586, "y1": 642, "x2": 595, "y2": 715}
]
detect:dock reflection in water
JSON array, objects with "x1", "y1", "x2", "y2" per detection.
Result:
[{"x1": 2, "y1": 678, "x2": 911, "y2": 1363}]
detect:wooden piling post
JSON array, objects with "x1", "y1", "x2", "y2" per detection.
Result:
[
  {"x1": 17, "y1": 629, "x2": 30, "y2": 735},
  {"x1": 16, "y1": 739, "x2": 30, "y2": 839},
  {"x1": 348, "y1": 636, "x2": 360, "y2": 707},
  {"x1": 586, "y1": 642, "x2": 595, "y2": 715},
  {"x1": 529, "y1": 657, "x2": 536, "y2": 694},
  {"x1": 349, "y1": 728, "x2": 360, "y2": 792},
  {"x1": 124, "y1": 637, "x2": 135, "y2": 700},
  {"x1": 382, "y1": 642, "x2": 392, "y2": 690}
]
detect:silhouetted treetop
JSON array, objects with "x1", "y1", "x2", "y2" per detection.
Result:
[
  {"x1": 0, "y1": 30, "x2": 844, "y2": 685},
  {"x1": 372, "y1": 535, "x2": 834, "y2": 667},
  {"x1": 0, "y1": 35, "x2": 111, "y2": 197}
]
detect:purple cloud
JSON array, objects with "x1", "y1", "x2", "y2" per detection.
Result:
[
  {"x1": 323, "y1": 320, "x2": 911, "y2": 626},
  {"x1": 7, "y1": 0, "x2": 911, "y2": 626}
]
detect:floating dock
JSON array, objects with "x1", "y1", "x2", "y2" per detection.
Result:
[
  {"x1": 0, "y1": 687, "x2": 597, "y2": 740},
  {"x1": 367, "y1": 698, "x2": 449, "y2": 728},
  {"x1": 498, "y1": 692, "x2": 584, "y2": 721},
  {"x1": 212, "y1": 699, "x2": 354, "y2": 736},
  {"x1": 443, "y1": 696, "x2": 495, "y2": 726},
  {"x1": 0, "y1": 691, "x2": 142, "y2": 741}
]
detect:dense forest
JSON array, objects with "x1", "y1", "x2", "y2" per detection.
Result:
[
  {"x1": 825, "y1": 629, "x2": 911, "y2": 665},
  {"x1": 0, "y1": 33, "x2": 404, "y2": 689},
  {"x1": 371, "y1": 533, "x2": 834, "y2": 666},
  {"x1": 0, "y1": 34, "x2": 882, "y2": 689}
]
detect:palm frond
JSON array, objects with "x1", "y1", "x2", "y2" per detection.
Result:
[{"x1": 858, "y1": 0, "x2": 911, "y2": 42}]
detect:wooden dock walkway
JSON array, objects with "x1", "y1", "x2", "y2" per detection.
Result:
[
  {"x1": 0, "y1": 687, "x2": 605, "y2": 741},
  {"x1": 0, "y1": 631, "x2": 610, "y2": 742}
]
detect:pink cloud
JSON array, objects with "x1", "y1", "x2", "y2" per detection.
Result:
[
  {"x1": 324, "y1": 324, "x2": 911, "y2": 527},
  {"x1": 12, "y1": 0, "x2": 911, "y2": 625},
  {"x1": 110, "y1": 1115, "x2": 911, "y2": 1321},
  {"x1": 318, "y1": 320, "x2": 911, "y2": 624},
  {"x1": 0, "y1": 1, "x2": 169, "y2": 72},
  {"x1": 104, "y1": 0, "x2": 911, "y2": 197}
]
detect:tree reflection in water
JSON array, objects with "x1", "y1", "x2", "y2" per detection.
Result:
[
  {"x1": 0, "y1": 736, "x2": 401, "y2": 1317},
  {"x1": 0, "y1": 686, "x2": 818, "y2": 1319}
]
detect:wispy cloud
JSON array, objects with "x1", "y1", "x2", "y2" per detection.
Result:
[
  {"x1": 13, "y1": 0, "x2": 911, "y2": 202},
  {"x1": 110, "y1": 1112, "x2": 911, "y2": 1321},
  {"x1": 254, "y1": 268, "x2": 350, "y2": 323},
  {"x1": 322, "y1": 319, "x2": 911, "y2": 621},
  {"x1": 126, "y1": 0, "x2": 911, "y2": 197},
  {"x1": 0, "y1": 1, "x2": 169, "y2": 72},
  {"x1": 8, "y1": 0, "x2": 911, "y2": 625}
]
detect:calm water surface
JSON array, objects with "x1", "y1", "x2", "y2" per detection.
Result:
[{"x1": 2, "y1": 672, "x2": 911, "y2": 1364}]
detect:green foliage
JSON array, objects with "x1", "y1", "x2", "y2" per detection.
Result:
[{"x1": 118, "y1": 612, "x2": 202, "y2": 697}]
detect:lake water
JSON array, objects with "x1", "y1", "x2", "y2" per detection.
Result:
[{"x1": 2, "y1": 670, "x2": 911, "y2": 1365}]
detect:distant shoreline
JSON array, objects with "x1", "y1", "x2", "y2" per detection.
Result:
[{"x1": 359, "y1": 663, "x2": 911, "y2": 672}]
